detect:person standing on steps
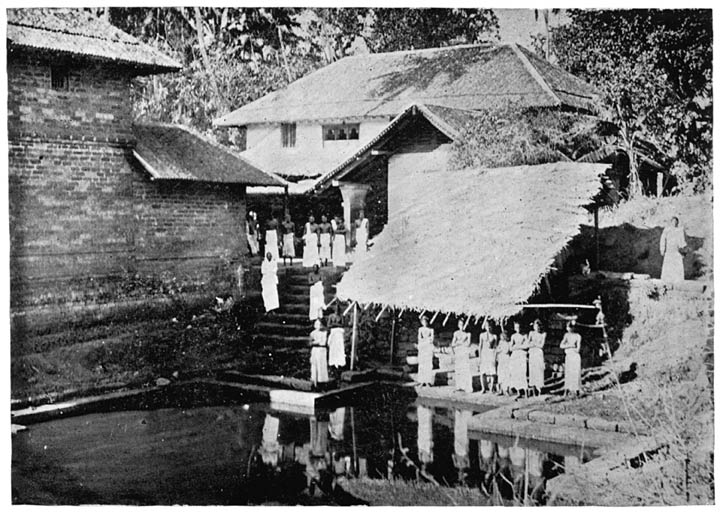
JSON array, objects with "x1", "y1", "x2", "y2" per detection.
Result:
[
  {"x1": 332, "y1": 216, "x2": 347, "y2": 268},
  {"x1": 303, "y1": 215, "x2": 320, "y2": 268},
  {"x1": 309, "y1": 319, "x2": 329, "y2": 388},
  {"x1": 660, "y1": 215, "x2": 688, "y2": 282},
  {"x1": 327, "y1": 315, "x2": 346, "y2": 379},
  {"x1": 415, "y1": 315, "x2": 435, "y2": 387},
  {"x1": 264, "y1": 216, "x2": 280, "y2": 263},
  {"x1": 260, "y1": 252, "x2": 279, "y2": 313},
  {"x1": 527, "y1": 319, "x2": 547, "y2": 397},
  {"x1": 281, "y1": 213, "x2": 296, "y2": 266},
  {"x1": 560, "y1": 321, "x2": 582, "y2": 397},
  {"x1": 318, "y1": 215, "x2": 334, "y2": 266},
  {"x1": 354, "y1": 209, "x2": 369, "y2": 254},
  {"x1": 308, "y1": 264, "x2": 325, "y2": 322}
]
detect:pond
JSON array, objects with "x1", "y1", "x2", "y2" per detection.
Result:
[{"x1": 12, "y1": 383, "x2": 598, "y2": 505}]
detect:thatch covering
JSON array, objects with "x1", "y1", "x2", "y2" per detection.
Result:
[
  {"x1": 336, "y1": 162, "x2": 609, "y2": 319},
  {"x1": 215, "y1": 43, "x2": 598, "y2": 126},
  {"x1": 7, "y1": 9, "x2": 181, "y2": 73}
]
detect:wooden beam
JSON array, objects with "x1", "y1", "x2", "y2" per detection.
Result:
[
  {"x1": 522, "y1": 303, "x2": 598, "y2": 310},
  {"x1": 430, "y1": 311, "x2": 440, "y2": 324},
  {"x1": 442, "y1": 313, "x2": 451, "y2": 326}
]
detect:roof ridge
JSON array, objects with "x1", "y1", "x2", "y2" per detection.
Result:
[
  {"x1": 8, "y1": 11, "x2": 142, "y2": 46},
  {"x1": 509, "y1": 43, "x2": 561, "y2": 107},
  {"x1": 353, "y1": 42, "x2": 501, "y2": 58}
]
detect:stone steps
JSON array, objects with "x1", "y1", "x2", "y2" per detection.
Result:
[{"x1": 255, "y1": 321, "x2": 310, "y2": 336}]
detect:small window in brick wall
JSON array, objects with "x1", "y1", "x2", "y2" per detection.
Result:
[
  {"x1": 50, "y1": 66, "x2": 69, "y2": 91},
  {"x1": 281, "y1": 123, "x2": 296, "y2": 148}
]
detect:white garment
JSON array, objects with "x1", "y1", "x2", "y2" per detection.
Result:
[
  {"x1": 355, "y1": 218, "x2": 369, "y2": 252},
  {"x1": 417, "y1": 326, "x2": 435, "y2": 385},
  {"x1": 332, "y1": 233, "x2": 347, "y2": 267},
  {"x1": 453, "y1": 409, "x2": 471, "y2": 469},
  {"x1": 302, "y1": 228, "x2": 320, "y2": 267},
  {"x1": 319, "y1": 232, "x2": 332, "y2": 261},
  {"x1": 528, "y1": 331, "x2": 546, "y2": 389},
  {"x1": 310, "y1": 329, "x2": 329, "y2": 385},
  {"x1": 260, "y1": 258, "x2": 279, "y2": 312},
  {"x1": 417, "y1": 405, "x2": 434, "y2": 465},
  {"x1": 282, "y1": 233, "x2": 295, "y2": 258},
  {"x1": 496, "y1": 339, "x2": 512, "y2": 389},
  {"x1": 246, "y1": 223, "x2": 259, "y2": 256},
  {"x1": 309, "y1": 280, "x2": 325, "y2": 320},
  {"x1": 660, "y1": 226, "x2": 687, "y2": 282},
  {"x1": 260, "y1": 414, "x2": 281, "y2": 467},
  {"x1": 265, "y1": 229, "x2": 279, "y2": 261},
  {"x1": 509, "y1": 333, "x2": 528, "y2": 391},
  {"x1": 561, "y1": 332, "x2": 582, "y2": 392},
  {"x1": 479, "y1": 332, "x2": 497, "y2": 375},
  {"x1": 452, "y1": 330, "x2": 472, "y2": 392},
  {"x1": 327, "y1": 327, "x2": 346, "y2": 367}
]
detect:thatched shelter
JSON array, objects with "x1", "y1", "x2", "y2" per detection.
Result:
[{"x1": 336, "y1": 162, "x2": 610, "y2": 320}]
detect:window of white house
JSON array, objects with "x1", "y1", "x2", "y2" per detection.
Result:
[
  {"x1": 50, "y1": 66, "x2": 69, "y2": 91},
  {"x1": 281, "y1": 123, "x2": 296, "y2": 148},
  {"x1": 323, "y1": 124, "x2": 359, "y2": 141}
]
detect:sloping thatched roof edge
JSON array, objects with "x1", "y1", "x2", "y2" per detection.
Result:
[{"x1": 336, "y1": 162, "x2": 610, "y2": 320}]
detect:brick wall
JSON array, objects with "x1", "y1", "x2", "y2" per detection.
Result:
[{"x1": 9, "y1": 53, "x2": 248, "y2": 310}]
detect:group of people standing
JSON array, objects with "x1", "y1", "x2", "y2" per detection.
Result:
[
  {"x1": 247, "y1": 209, "x2": 371, "y2": 269},
  {"x1": 415, "y1": 316, "x2": 583, "y2": 398}
]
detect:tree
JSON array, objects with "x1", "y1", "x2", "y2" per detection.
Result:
[
  {"x1": 367, "y1": 8, "x2": 499, "y2": 52},
  {"x1": 552, "y1": 9, "x2": 713, "y2": 195}
]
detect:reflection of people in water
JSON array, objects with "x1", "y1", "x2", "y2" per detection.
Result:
[
  {"x1": 478, "y1": 439, "x2": 496, "y2": 494},
  {"x1": 260, "y1": 414, "x2": 281, "y2": 467},
  {"x1": 509, "y1": 444, "x2": 526, "y2": 500},
  {"x1": 416, "y1": 405, "x2": 434, "y2": 471},
  {"x1": 526, "y1": 448, "x2": 548, "y2": 504},
  {"x1": 452, "y1": 409, "x2": 471, "y2": 483}
]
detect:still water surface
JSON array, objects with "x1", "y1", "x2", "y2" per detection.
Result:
[{"x1": 12, "y1": 384, "x2": 596, "y2": 505}]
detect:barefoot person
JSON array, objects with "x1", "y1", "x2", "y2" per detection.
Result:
[
  {"x1": 527, "y1": 319, "x2": 547, "y2": 397},
  {"x1": 309, "y1": 319, "x2": 329, "y2": 388},
  {"x1": 509, "y1": 321, "x2": 529, "y2": 397},
  {"x1": 354, "y1": 209, "x2": 369, "y2": 253},
  {"x1": 416, "y1": 315, "x2": 435, "y2": 386},
  {"x1": 318, "y1": 215, "x2": 334, "y2": 266},
  {"x1": 478, "y1": 320, "x2": 498, "y2": 393},
  {"x1": 560, "y1": 321, "x2": 582, "y2": 397},
  {"x1": 660, "y1": 216, "x2": 687, "y2": 282},
  {"x1": 327, "y1": 316, "x2": 346, "y2": 376},
  {"x1": 264, "y1": 216, "x2": 280, "y2": 262},
  {"x1": 451, "y1": 318, "x2": 472, "y2": 393},
  {"x1": 496, "y1": 328, "x2": 512, "y2": 395},
  {"x1": 308, "y1": 264, "x2": 325, "y2": 321},
  {"x1": 260, "y1": 252, "x2": 279, "y2": 313},
  {"x1": 332, "y1": 217, "x2": 347, "y2": 268},
  {"x1": 303, "y1": 216, "x2": 320, "y2": 268},
  {"x1": 281, "y1": 213, "x2": 296, "y2": 265}
]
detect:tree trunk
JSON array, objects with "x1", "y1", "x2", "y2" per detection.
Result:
[{"x1": 193, "y1": 7, "x2": 227, "y2": 115}]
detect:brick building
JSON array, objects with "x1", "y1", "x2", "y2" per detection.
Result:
[{"x1": 7, "y1": 9, "x2": 279, "y2": 311}]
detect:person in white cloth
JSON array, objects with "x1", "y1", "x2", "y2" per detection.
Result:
[
  {"x1": 415, "y1": 315, "x2": 435, "y2": 386},
  {"x1": 308, "y1": 265, "x2": 325, "y2": 321},
  {"x1": 527, "y1": 319, "x2": 547, "y2": 397},
  {"x1": 354, "y1": 209, "x2": 369, "y2": 253},
  {"x1": 659, "y1": 216, "x2": 687, "y2": 282},
  {"x1": 264, "y1": 216, "x2": 280, "y2": 262},
  {"x1": 332, "y1": 217, "x2": 347, "y2": 268},
  {"x1": 260, "y1": 251, "x2": 279, "y2": 313},
  {"x1": 302, "y1": 215, "x2": 320, "y2": 268},
  {"x1": 281, "y1": 213, "x2": 296, "y2": 265},
  {"x1": 327, "y1": 315, "x2": 346, "y2": 374},
  {"x1": 478, "y1": 319, "x2": 498, "y2": 393},
  {"x1": 246, "y1": 211, "x2": 259, "y2": 256},
  {"x1": 451, "y1": 318, "x2": 472, "y2": 393},
  {"x1": 560, "y1": 321, "x2": 582, "y2": 397},
  {"x1": 509, "y1": 321, "x2": 529, "y2": 397},
  {"x1": 318, "y1": 215, "x2": 334, "y2": 266},
  {"x1": 309, "y1": 319, "x2": 329, "y2": 388}
]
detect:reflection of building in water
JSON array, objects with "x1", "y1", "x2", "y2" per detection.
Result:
[
  {"x1": 417, "y1": 405, "x2": 434, "y2": 467},
  {"x1": 453, "y1": 409, "x2": 472, "y2": 479},
  {"x1": 260, "y1": 414, "x2": 281, "y2": 467}
]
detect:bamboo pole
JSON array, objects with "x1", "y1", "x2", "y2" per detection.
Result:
[
  {"x1": 350, "y1": 302, "x2": 358, "y2": 371},
  {"x1": 398, "y1": 309, "x2": 405, "y2": 319},
  {"x1": 343, "y1": 301, "x2": 356, "y2": 317},
  {"x1": 442, "y1": 312, "x2": 451, "y2": 326},
  {"x1": 430, "y1": 311, "x2": 440, "y2": 324},
  {"x1": 363, "y1": 302, "x2": 372, "y2": 311},
  {"x1": 389, "y1": 308, "x2": 396, "y2": 365},
  {"x1": 375, "y1": 304, "x2": 389, "y2": 322}
]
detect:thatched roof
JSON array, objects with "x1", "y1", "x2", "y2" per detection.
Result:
[
  {"x1": 215, "y1": 43, "x2": 599, "y2": 126},
  {"x1": 7, "y1": 8, "x2": 181, "y2": 74},
  {"x1": 133, "y1": 123, "x2": 281, "y2": 186},
  {"x1": 336, "y1": 162, "x2": 610, "y2": 320}
]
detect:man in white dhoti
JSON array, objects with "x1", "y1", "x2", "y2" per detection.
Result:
[
  {"x1": 354, "y1": 209, "x2": 369, "y2": 253},
  {"x1": 308, "y1": 265, "x2": 325, "y2": 321},
  {"x1": 264, "y1": 217, "x2": 280, "y2": 262},
  {"x1": 302, "y1": 216, "x2": 320, "y2": 268},
  {"x1": 660, "y1": 216, "x2": 687, "y2": 282},
  {"x1": 260, "y1": 252, "x2": 279, "y2": 313},
  {"x1": 332, "y1": 217, "x2": 347, "y2": 267},
  {"x1": 327, "y1": 317, "x2": 346, "y2": 372},
  {"x1": 560, "y1": 321, "x2": 582, "y2": 396},
  {"x1": 318, "y1": 215, "x2": 333, "y2": 266},
  {"x1": 309, "y1": 319, "x2": 329, "y2": 387},
  {"x1": 281, "y1": 213, "x2": 296, "y2": 265}
]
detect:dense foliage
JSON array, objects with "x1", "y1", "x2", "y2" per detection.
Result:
[{"x1": 551, "y1": 9, "x2": 713, "y2": 194}]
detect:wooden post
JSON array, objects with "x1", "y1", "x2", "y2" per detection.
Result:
[
  {"x1": 594, "y1": 207, "x2": 600, "y2": 271},
  {"x1": 389, "y1": 308, "x2": 396, "y2": 365},
  {"x1": 351, "y1": 302, "x2": 358, "y2": 371}
]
